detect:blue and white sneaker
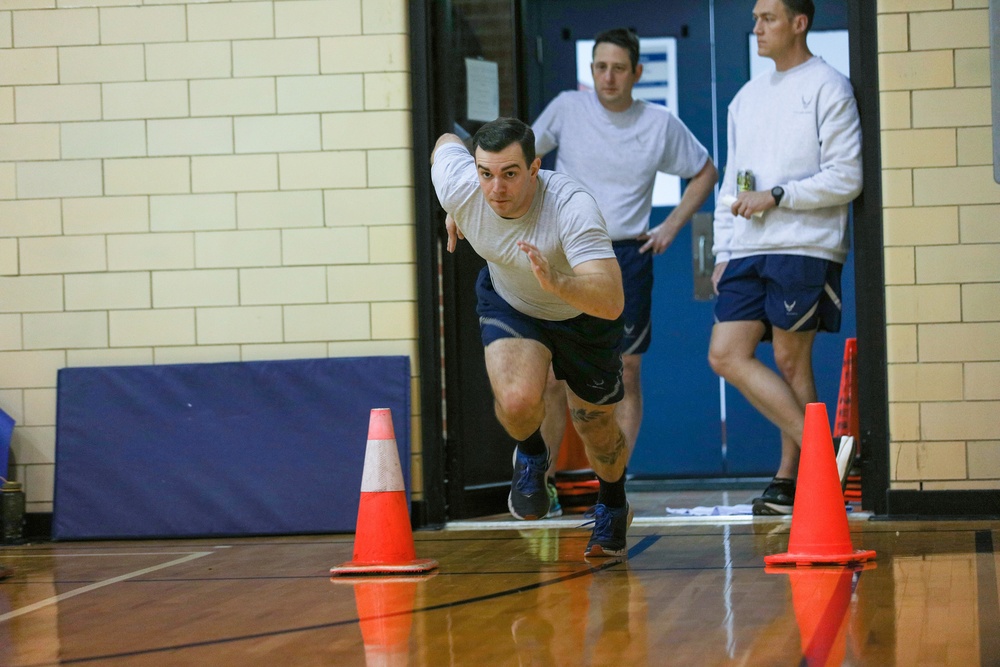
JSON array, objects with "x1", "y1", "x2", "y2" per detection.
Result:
[
  {"x1": 582, "y1": 502, "x2": 633, "y2": 557},
  {"x1": 508, "y1": 447, "x2": 551, "y2": 520}
]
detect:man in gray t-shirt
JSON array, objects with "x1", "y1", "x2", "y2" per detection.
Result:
[
  {"x1": 431, "y1": 117, "x2": 633, "y2": 558},
  {"x1": 532, "y1": 28, "x2": 717, "y2": 509}
]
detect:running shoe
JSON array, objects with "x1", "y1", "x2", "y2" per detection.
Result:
[
  {"x1": 582, "y1": 502, "x2": 633, "y2": 557},
  {"x1": 508, "y1": 447, "x2": 551, "y2": 520}
]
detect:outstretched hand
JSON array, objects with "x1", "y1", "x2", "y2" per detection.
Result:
[
  {"x1": 517, "y1": 240, "x2": 557, "y2": 292},
  {"x1": 445, "y1": 212, "x2": 464, "y2": 252}
]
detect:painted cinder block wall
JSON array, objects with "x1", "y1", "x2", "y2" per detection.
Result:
[
  {"x1": 877, "y1": 0, "x2": 1000, "y2": 490},
  {"x1": 0, "y1": 0, "x2": 421, "y2": 513}
]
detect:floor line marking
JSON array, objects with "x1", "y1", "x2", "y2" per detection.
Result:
[
  {"x1": 15, "y1": 538, "x2": 662, "y2": 665},
  {"x1": 0, "y1": 551, "x2": 214, "y2": 623},
  {"x1": 1, "y1": 552, "x2": 216, "y2": 558}
]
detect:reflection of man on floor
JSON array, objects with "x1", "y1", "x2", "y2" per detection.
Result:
[{"x1": 511, "y1": 563, "x2": 649, "y2": 665}]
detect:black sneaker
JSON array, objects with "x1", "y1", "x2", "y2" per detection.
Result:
[
  {"x1": 752, "y1": 477, "x2": 796, "y2": 515},
  {"x1": 508, "y1": 447, "x2": 551, "y2": 520},
  {"x1": 582, "y1": 502, "x2": 633, "y2": 557}
]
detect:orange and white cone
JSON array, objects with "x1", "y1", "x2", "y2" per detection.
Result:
[{"x1": 331, "y1": 408, "x2": 438, "y2": 576}]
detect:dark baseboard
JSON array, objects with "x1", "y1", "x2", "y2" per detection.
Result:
[
  {"x1": 15, "y1": 512, "x2": 52, "y2": 541},
  {"x1": 410, "y1": 499, "x2": 444, "y2": 531},
  {"x1": 882, "y1": 490, "x2": 1000, "y2": 519}
]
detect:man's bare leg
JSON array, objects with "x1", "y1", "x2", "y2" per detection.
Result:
[
  {"x1": 542, "y1": 353, "x2": 643, "y2": 479},
  {"x1": 567, "y1": 391, "x2": 631, "y2": 556},
  {"x1": 484, "y1": 338, "x2": 551, "y2": 439},
  {"x1": 708, "y1": 321, "x2": 807, "y2": 463},
  {"x1": 771, "y1": 327, "x2": 818, "y2": 479},
  {"x1": 617, "y1": 354, "x2": 643, "y2": 458},
  {"x1": 540, "y1": 368, "x2": 568, "y2": 476},
  {"x1": 485, "y1": 338, "x2": 554, "y2": 520}
]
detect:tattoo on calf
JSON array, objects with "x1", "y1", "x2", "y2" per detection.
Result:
[
  {"x1": 570, "y1": 408, "x2": 604, "y2": 423},
  {"x1": 593, "y1": 432, "x2": 627, "y2": 466}
]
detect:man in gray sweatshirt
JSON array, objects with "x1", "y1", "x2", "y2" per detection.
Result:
[{"x1": 710, "y1": 0, "x2": 862, "y2": 515}]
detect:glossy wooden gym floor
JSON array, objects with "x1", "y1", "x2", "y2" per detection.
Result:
[{"x1": 2, "y1": 491, "x2": 999, "y2": 666}]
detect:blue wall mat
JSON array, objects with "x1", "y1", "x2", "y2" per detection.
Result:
[
  {"x1": 0, "y1": 407, "x2": 14, "y2": 480},
  {"x1": 53, "y1": 356, "x2": 410, "y2": 540}
]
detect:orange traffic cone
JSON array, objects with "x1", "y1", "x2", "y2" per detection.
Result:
[
  {"x1": 833, "y1": 339, "x2": 859, "y2": 444},
  {"x1": 330, "y1": 408, "x2": 438, "y2": 576},
  {"x1": 834, "y1": 339, "x2": 863, "y2": 503},
  {"x1": 765, "y1": 403, "x2": 876, "y2": 566},
  {"x1": 766, "y1": 562, "x2": 875, "y2": 666}
]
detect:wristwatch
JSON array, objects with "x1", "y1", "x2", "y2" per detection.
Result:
[{"x1": 771, "y1": 186, "x2": 784, "y2": 207}]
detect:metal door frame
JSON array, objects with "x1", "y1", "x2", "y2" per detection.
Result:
[{"x1": 410, "y1": 0, "x2": 892, "y2": 524}]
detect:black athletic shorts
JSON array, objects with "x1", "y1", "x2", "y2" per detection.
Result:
[{"x1": 475, "y1": 268, "x2": 624, "y2": 405}]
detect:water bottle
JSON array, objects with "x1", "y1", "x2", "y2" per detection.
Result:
[{"x1": 2, "y1": 480, "x2": 25, "y2": 544}]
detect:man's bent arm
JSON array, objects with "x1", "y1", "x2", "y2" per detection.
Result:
[
  {"x1": 644, "y1": 158, "x2": 718, "y2": 254},
  {"x1": 519, "y1": 242, "x2": 623, "y2": 320},
  {"x1": 431, "y1": 134, "x2": 465, "y2": 164},
  {"x1": 558, "y1": 258, "x2": 624, "y2": 320}
]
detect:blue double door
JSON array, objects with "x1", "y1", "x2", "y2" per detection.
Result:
[{"x1": 522, "y1": 0, "x2": 854, "y2": 477}]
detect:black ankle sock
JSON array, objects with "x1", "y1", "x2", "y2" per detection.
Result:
[
  {"x1": 516, "y1": 428, "x2": 547, "y2": 457},
  {"x1": 597, "y1": 469, "x2": 627, "y2": 508}
]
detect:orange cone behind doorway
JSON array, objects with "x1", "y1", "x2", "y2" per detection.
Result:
[
  {"x1": 764, "y1": 403, "x2": 875, "y2": 567},
  {"x1": 330, "y1": 408, "x2": 438, "y2": 576}
]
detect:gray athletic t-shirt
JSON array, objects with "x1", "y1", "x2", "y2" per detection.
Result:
[
  {"x1": 431, "y1": 142, "x2": 615, "y2": 321},
  {"x1": 533, "y1": 91, "x2": 710, "y2": 241}
]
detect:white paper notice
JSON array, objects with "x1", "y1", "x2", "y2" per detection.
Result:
[{"x1": 465, "y1": 58, "x2": 499, "y2": 122}]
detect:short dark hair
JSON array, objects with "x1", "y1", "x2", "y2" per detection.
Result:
[
  {"x1": 781, "y1": 0, "x2": 814, "y2": 32},
  {"x1": 472, "y1": 117, "x2": 536, "y2": 166},
  {"x1": 593, "y1": 28, "x2": 640, "y2": 71}
]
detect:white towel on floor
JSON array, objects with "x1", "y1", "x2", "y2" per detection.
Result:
[{"x1": 665, "y1": 504, "x2": 754, "y2": 516}]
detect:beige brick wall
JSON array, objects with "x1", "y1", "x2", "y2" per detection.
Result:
[
  {"x1": 878, "y1": 0, "x2": 1000, "y2": 491},
  {"x1": 0, "y1": 0, "x2": 418, "y2": 513}
]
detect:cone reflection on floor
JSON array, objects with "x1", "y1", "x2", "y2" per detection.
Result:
[
  {"x1": 766, "y1": 563, "x2": 875, "y2": 666},
  {"x1": 765, "y1": 403, "x2": 876, "y2": 566},
  {"x1": 331, "y1": 408, "x2": 438, "y2": 576},
  {"x1": 332, "y1": 575, "x2": 431, "y2": 667}
]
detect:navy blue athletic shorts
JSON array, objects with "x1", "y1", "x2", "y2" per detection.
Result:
[
  {"x1": 714, "y1": 254, "x2": 842, "y2": 336},
  {"x1": 614, "y1": 240, "x2": 653, "y2": 355},
  {"x1": 475, "y1": 268, "x2": 624, "y2": 405}
]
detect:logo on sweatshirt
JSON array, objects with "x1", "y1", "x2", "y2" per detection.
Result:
[{"x1": 801, "y1": 95, "x2": 813, "y2": 109}]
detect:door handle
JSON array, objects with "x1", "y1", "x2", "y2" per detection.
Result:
[{"x1": 698, "y1": 235, "x2": 707, "y2": 275}]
